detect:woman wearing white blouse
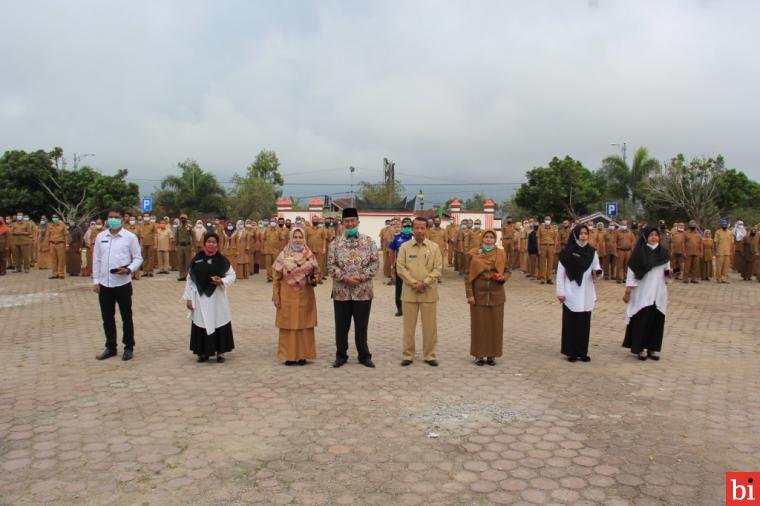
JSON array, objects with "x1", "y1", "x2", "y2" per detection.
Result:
[
  {"x1": 622, "y1": 226, "x2": 671, "y2": 361},
  {"x1": 183, "y1": 232, "x2": 237, "y2": 363},
  {"x1": 556, "y1": 225, "x2": 602, "y2": 362}
]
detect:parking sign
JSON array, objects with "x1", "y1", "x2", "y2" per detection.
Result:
[
  {"x1": 606, "y1": 202, "x2": 617, "y2": 217},
  {"x1": 141, "y1": 197, "x2": 153, "y2": 212}
]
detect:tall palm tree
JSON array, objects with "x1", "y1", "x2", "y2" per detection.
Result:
[
  {"x1": 602, "y1": 146, "x2": 660, "y2": 217},
  {"x1": 155, "y1": 159, "x2": 227, "y2": 216}
]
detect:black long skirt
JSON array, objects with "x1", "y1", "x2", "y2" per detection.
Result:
[
  {"x1": 561, "y1": 305, "x2": 591, "y2": 358},
  {"x1": 190, "y1": 322, "x2": 235, "y2": 356},
  {"x1": 622, "y1": 304, "x2": 665, "y2": 354}
]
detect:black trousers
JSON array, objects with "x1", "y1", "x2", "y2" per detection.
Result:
[
  {"x1": 334, "y1": 300, "x2": 372, "y2": 362},
  {"x1": 395, "y1": 275, "x2": 403, "y2": 312},
  {"x1": 98, "y1": 283, "x2": 135, "y2": 350}
]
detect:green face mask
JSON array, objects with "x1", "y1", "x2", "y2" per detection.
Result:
[
  {"x1": 402, "y1": 226, "x2": 412, "y2": 234},
  {"x1": 51, "y1": 217, "x2": 60, "y2": 223},
  {"x1": 483, "y1": 245, "x2": 495, "y2": 252},
  {"x1": 345, "y1": 227, "x2": 359, "y2": 237}
]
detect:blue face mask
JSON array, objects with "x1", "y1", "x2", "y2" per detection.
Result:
[
  {"x1": 402, "y1": 226, "x2": 412, "y2": 234},
  {"x1": 345, "y1": 227, "x2": 359, "y2": 237},
  {"x1": 482, "y1": 245, "x2": 494, "y2": 252},
  {"x1": 107, "y1": 218, "x2": 122, "y2": 229},
  {"x1": 291, "y1": 244, "x2": 304, "y2": 252}
]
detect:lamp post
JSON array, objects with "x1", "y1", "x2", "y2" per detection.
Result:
[
  {"x1": 73, "y1": 153, "x2": 95, "y2": 169},
  {"x1": 610, "y1": 142, "x2": 627, "y2": 164},
  {"x1": 417, "y1": 189, "x2": 425, "y2": 211}
]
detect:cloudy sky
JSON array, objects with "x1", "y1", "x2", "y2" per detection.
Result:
[{"x1": 1, "y1": 0, "x2": 758, "y2": 205}]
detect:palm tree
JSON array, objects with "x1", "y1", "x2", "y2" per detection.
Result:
[
  {"x1": 601, "y1": 146, "x2": 660, "y2": 217},
  {"x1": 154, "y1": 159, "x2": 227, "y2": 216}
]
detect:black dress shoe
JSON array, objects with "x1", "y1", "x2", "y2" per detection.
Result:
[
  {"x1": 285, "y1": 361, "x2": 297, "y2": 366},
  {"x1": 475, "y1": 358, "x2": 485, "y2": 366},
  {"x1": 638, "y1": 353, "x2": 648, "y2": 361},
  {"x1": 646, "y1": 352, "x2": 660, "y2": 361},
  {"x1": 567, "y1": 356, "x2": 577, "y2": 362},
  {"x1": 424, "y1": 360, "x2": 439, "y2": 367},
  {"x1": 400, "y1": 359, "x2": 413, "y2": 366},
  {"x1": 297, "y1": 359, "x2": 307, "y2": 366},
  {"x1": 332, "y1": 359, "x2": 347, "y2": 368},
  {"x1": 96, "y1": 348, "x2": 117, "y2": 360},
  {"x1": 216, "y1": 355, "x2": 225, "y2": 363},
  {"x1": 48, "y1": 276, "x2": 58, "y2": 279},
  {"x1": 360, "y1": 359, "x2": 376, "y2": 368},
  {"x1": 122, "y1": 349, "x2": 133, "y2": 361},
  {"x1": 395, "y1": 311, "x2": 402, "y2": 317},
  {"x1": 486, "y1": 358, "x2": 496, "y2": 366},
  {"x1": 579, "y1": 356, "x2": 591, "y2": 362},
  {"x1": 177, "y1": 277, "x2": 186, "y2": 281},
  {"x1": 197, "y1": 355, "x2": 208, "y2": 363}
]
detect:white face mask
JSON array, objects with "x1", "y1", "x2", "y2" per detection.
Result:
[
  {"x1": 575, "y1": 239, "x2": 588, "y2": 247},
  {"x1": 544, "y1": 220, "x2": 551, "y2": 225},
  {"x1": 129, "y1": 220, "x2": 136, "y2": 225},
  {"x1": 619, "y1": 225, "x2": 627, "y2": 230},
  {"x1": 647, "y1": 243, "x2": 658, "y2": 250}
]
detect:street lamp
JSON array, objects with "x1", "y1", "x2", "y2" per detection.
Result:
[
  {"x1": 349, "y1": 166, "x2": 356, "y2": 207},
  {"x1": 73, "y1": 153, "x2": 95, "y2": 169},
  {"x1": 417, "y1": 189, "x2": 425, "y2": 211},
  {"x1": 610, "y1": 142, "x2": 627, "y2": 164}
]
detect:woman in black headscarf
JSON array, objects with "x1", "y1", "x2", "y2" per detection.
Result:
[
  {"x1": 556, "y1": 224, "x2": 602, "y2": 362},
  {"x1": 182, "y1": 232, "x2": 237, "y2": 363},
  {"x1": 622, "y1": 226, "x2": 671, "y2": 361}
]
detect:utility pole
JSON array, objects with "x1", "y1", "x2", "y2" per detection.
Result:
[
  {"x1": 72, "y1": 153, "x2": 95, "y2": 169},
  {"x1": 349, "y1": 166, "x2": 356, "y2": 207},
  {"x1": 611, "y1": 142, "x2": 627, "y2": 164}
]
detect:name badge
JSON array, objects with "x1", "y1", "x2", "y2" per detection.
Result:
[{"x1": 409, "y1": 254, "x2": 417, "y2": 258}]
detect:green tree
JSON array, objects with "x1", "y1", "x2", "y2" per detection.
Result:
[
  {"x1": 464, "y1": 192, "x2": 488, "y2": 210},
  {"x1": 0, "y1": 148, "x2": 138, "y2": 224},
  {"x1": 514, "y1": 156, "x2": 603, "y2": 220},
  {"x1": 154, "y1": 159, "x2": 227, "y2": 217},
  {"x1": 499, "y1": 196, "x2": 530, "y2": 219},
  {"x1": 643, "y1": 154, "x2": 724, "y2": 226},
  {"x1": 246, "y1": 150, "x2": 284, "y2": 186},
  {"x1": 358, "y1": 180, "x2": 405, "y2": 206},
  {"x1": 714, "y1": 168, "x2": 760, "y2": 215},
  {"x1": 600, "y1": 146, "x2": 661, "y2": 217},
  {"x1": 226, "y1": 150, "x2": 285, "y2": 219}
]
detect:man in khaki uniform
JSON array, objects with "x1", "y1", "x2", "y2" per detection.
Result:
[
  {"x1": 397, "y1": 217, "x2": 442, "y2": 367},
  {"x1": 556, "y1": 219, "x2": 572, "y2": 271},
  {"x1": 683, "y1": 220, "x2": 703, "y2": 283},
  {"x1": 464, "y1": 219, "x2": 485, "y2": 274},
  {"x1": 446, "y1": 217, "x2": 457, "y2": 268},
  {"x1": 428, "y1": 217, "x2": 447, "y2": 283},
  {"x1": 45, "y1": 213, "x2": 69, "y2": 279},
  {"x1": 138, "y1": 213, "x2": 158, "y2": 277},
  {"x1": 10, "y1": 211, "x2": 35, "y2": 273},
  {"x1": 174, "y1": 213, "x2": 194, "y2": 281},
  {"x1": 455, "y1": 220, "x2": 468, "y2": 275},
  {"x1": 670, "y1": 223, "x2": 686, "y2": 279},
  {"x1": 124, "y1": 216, "x2": 142, "y2": 280},
  {"x1": 714, "y1": 218, "x2": 733, "y2": 283},
  {"x1": 501, "y1": 217, "x2": 516, "y2": 269},
  {"x1": 537, "y1": 216, "x2": 558, "y2": 284},
  {"x1": 379, "y1": 220, "x2": 394, "y2": 282},
  {"x1": 263, "y1": 219, "x2": 285, "y2": 282},
  {"x1": 307, "y1": 218, "x2": 327, "y2": 284},
  {"x1": 615, "y1": 219, "x2": 635, "y2": 283}
]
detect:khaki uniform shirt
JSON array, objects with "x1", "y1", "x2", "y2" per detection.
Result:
[
  {"x1": 670, "y1": 231, "x2": 685, "y2": 255},
  {"x1": 501, "y1": 224, "x2": 516, "y2": 247},
  {"x1": 428, "y1": 227, "x2": 447, "y2": 253},
  {"x1": 46, "y1": 222, "x2": 68, "y2": 245},
  {"x1": 396, "y1": 239, "x2": 442, "y2": 303},
  {"x1": 264, "y1": 227, "x2": 285, "y2": 255},
  {"x1": 714, "y1": 228, "x2": 732, "y2": 255},
  {"x1": 684, "y1": 230, "x2": 703, "y2": 256},
  {"x1": 157, "y1": 228, "x2": 172, "y2": 251},
  {"x1": 139, "y1": 222, "x2": 158, "y2": 246},
  {"x1": 10, "y1": 221, "x2": 35, "y2": 245},
  {"x1": 615, "y1": 230, "x2": 635, "y2": 251},
  {"x1": 465, "y1": 229, "x2": 485, "y2": 251}
]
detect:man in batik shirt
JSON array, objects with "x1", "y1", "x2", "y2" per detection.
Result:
[{"x1": 327, "y1": 207, "x2": 379, "y2": 369}]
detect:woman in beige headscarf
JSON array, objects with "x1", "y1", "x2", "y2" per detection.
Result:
[
  {"x1": 273, "y1": 228, "x2": 320, "y2": 365},
  {"x1": 232, "y1": 220, "x2": 250, "y2": 279},
  {"x1": 193, "y1": 220, "x2": 206, "y2": 252},
  {"x1": 466, "y1": 229, "x2": 509, "y2": 366}
]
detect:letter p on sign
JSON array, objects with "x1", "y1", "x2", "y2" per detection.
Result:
[{"x1": 727, "y1": 473, "x2": 758, "y2": 505}]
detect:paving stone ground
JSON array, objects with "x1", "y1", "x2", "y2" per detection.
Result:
[{"x1": 0, "y1": 265, "x2": 758, "y2": 505}]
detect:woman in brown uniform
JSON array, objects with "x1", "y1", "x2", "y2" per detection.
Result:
[
  {"x1": 701, "y1": 229, "x2": 715, "y2": 281},
  {"x1": 465, "y1": 230, "x2": 509, "y2": 366},
  {"x1": 272, "y1": 228, "x2": 319, "y2": 366}
]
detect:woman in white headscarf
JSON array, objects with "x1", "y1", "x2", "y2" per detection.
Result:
[
  {"x1": 732, "y1": 220, "x2": 747, "y2": 276},
  {"x1": 193, "y1": 220, "x2": 207, "y2": 253},
  {"x1": 232, "y1": 219, "x2": 250, "y2": 279}
]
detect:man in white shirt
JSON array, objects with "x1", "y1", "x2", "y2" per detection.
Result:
[{"x1": 92, "y1": 208, "x2": 143, "y2": 361}]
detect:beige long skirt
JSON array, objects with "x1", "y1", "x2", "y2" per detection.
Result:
[{"x1": 278, "y1": 328, "x2": 317, "y2": 361}]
